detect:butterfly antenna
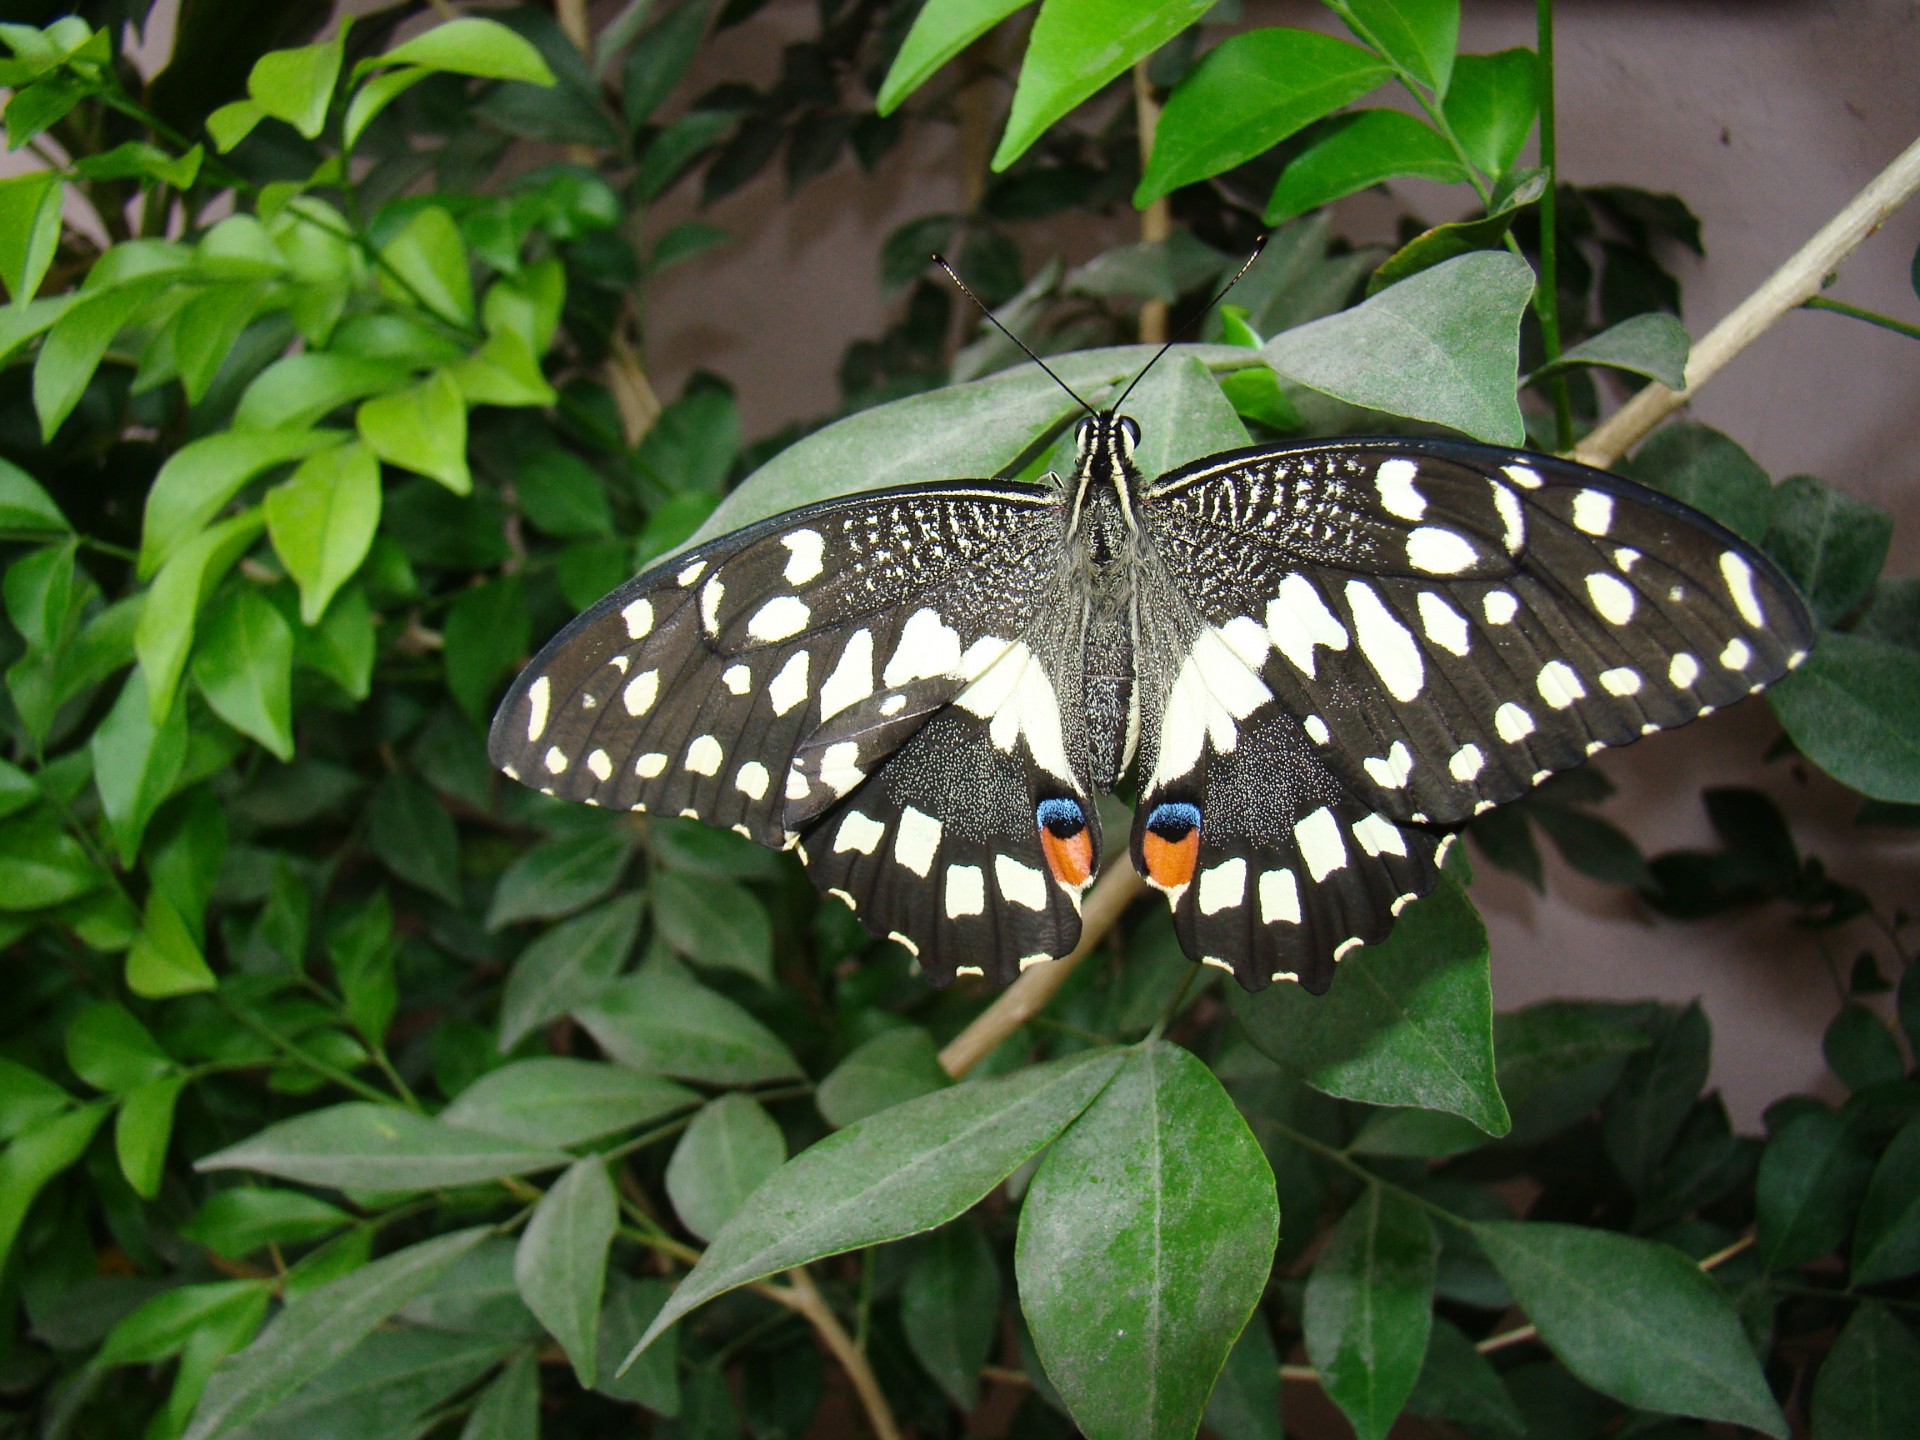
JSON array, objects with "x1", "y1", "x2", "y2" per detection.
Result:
[
  {"x1": 932, "y1": 253, "x2": 1096, "y2": 417},
  {"x1": 1111, "y1": 235, "x2": 1269, "y2": 412}
]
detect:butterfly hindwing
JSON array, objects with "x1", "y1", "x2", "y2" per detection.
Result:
[{"x1": 1143, "y1": 439, "x2": 1814, "y2": 828}]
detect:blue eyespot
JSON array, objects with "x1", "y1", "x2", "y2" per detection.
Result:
[
  {"x1": 1144, "y1": 801, "x2": 1201, "y2": 841},
  {"x1": 1036, "y1": 797, "x2": 1086, "y2": 839}
]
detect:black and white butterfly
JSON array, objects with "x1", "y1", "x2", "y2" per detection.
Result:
[{"x1": 488, "y1": 410, "x2": 1812, "y2": 994}]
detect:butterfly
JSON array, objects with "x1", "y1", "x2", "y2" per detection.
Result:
[{"x1": 488, "y1": 405, "x2": 1813, "y2": 994}]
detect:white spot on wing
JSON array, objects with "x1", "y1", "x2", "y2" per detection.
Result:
[
  {"x1": 1364, "y1": 740, "x2": 1414, "y2": 789},
  {"x1": 1304, "y1": 715, "x2": 1330, "y2": 745},
  {"x1": 1495, "y1": 702, "x2": 1535, "y2": 741},
  {"x1": 956, "y1": 641, "x2": 1077, "y2": 784},
  {"x1": 944, "y1": 864, "x2": 985, "y2": 918},
  {"x1": 544, "y1": 746, "x2": 569, "y2": 775},
  {"x1": 587, "y1": 749, "x2": 611, "y2": 781},
  {"x1": 1375, "y1": 458, "x2": 1424, "y2": 520},
  {"x1": 1537, "y1": 660, "x2": 1586, "y2": 709},
  {"x1": 1417, "y1": 592, "x2": 1470, "y2": 656},
  {"x1": 1600, "y1": 667, "x2": 1642, "y2": 696},
  {"x1": 1259, "y1": 868, "x2": 1301, "y2": 925},
  {"x1": 1347, "y1": 580, "x2": 1424, "y2": 701},
  {"x1": 1483, "y1": 590, "x2": 1519, "y2": 625},
  {"x1": 685, "y1": 735, "x2": 723, "y2": 775},
  {"x1": 819, "y1": 629, "x2": 875, "y2": 721},
  {"x1": 1294, "y1": 807, "x2": 1347, "y2": 881},
  {"x1": 1198, "y1": 858, "x2": 1247, "y2": 916},
  {"x1": 818, "y1": 741, "x2": 864, "y2": 795},
  {"x1": 1449, "y1": 744, "x2": 1483, "y2": 780},
  {"x1": 1502, "y1": 463, "x2": 1542, "y2": 490},
  {"x1": 995, "y1": 855, "x2": 1049, "y2": 911},
  {"x1": 1720, "y1": 637, "x2": 1752, "y2": 670},
  {"x1": 747, "y1": 595, "x2": 811, "y2": 642},
  {"x1": 1586, "y1": 572, "x2": 1636, "y2": 625},
  {"x1": 834, "y1": 811, "x2": 885, "y2": 855},
  {"x1": 782, "y1": 529, "x2": 825, "y2": 584},
  {"x1": 1217, "y1": 616, "x2": 1270, "y2": 669},
  {"x1": 769, "y1": 651, "x2": 809, "y2": 716},
  {"x1": 894, "y1": 807, "x2": 942, "y2": 877},
  {"x1": 1352, "y1": 813, "x2": 1407, "y2": 857},
  {"x1": 623, "y1": 670, "x2": 659, "y2": 716},
  {"x1": 722, "y1": 664, "x2": 751, "y2": 695},
  {"x1": 622, "y1": 598, "x2": 654, "y2": 639},
  {"x1": 676, "y1": 560, "x2": 707, "y2": 587},
  {"x1": 1266, "y1": 574, "x2": 1348, "y2": 677},
  {"x1": 635, "y1": 752, "x2": 667, "y2": 778},
  {"x1": 525, "y1": 676, "x2": 550, "y2": 741},
  {"x1": 1719, "y1": 551, "x2": 1766, "y2": 627},
  {"x1": 1491, "y1": 480, "x2": 1525, "y2": 552},
  {"x1": 700, "y1": 576, "x2": 725, "y2": 635},
  {"x1": 882, "y1": 608, "x2": 962, "y2": 687},
  {"x1": 1669, "y1": 652, "x2": 1700, "y2": 688},
  {"x1": 1406, "y1": 526, "x2": 1480, "y2": 574},
  {"x1": 735, "y1": 761, "x2": 769, "y2": 800},
  {"x1": 1572, "y1": 489, "x2": 1614, "y2": 535}
]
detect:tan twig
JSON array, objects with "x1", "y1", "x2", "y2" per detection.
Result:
[
  {"x1": 608, "y1": 326, "x2": 664, "y2": 447},
  {"x1": 1132, "y1": 61, "x2": 1170, "y2": 346},
  {"x1": 766, "y1": 1266, "x2": 903, "y2": 1440},
  {"x1": 1572, "y1": 133, "x2": 1920, "y2": 469},
  {"x1": 554, "y1": 0, "x2": 592, "y2": 55},
  {"x1": 937, "y1": 864, "x2": 1145, "y2": 1079}
]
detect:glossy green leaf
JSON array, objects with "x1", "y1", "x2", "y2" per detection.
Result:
[
  {"x1": 621, "y1": 0, "x2": 709, "y2": 128},
  {"x1": 1826, "y1": 1004, "x2": 1906, "y2": 1090},
  {"x1": 1470, "y1": 1221, "x2": 1786, "y2": 1436},
  {"x1": 99, "y1": 1280, "x2": 271, "y2": 1367},
  {"x1": 512, "y1": 447, "x2": 613, "y2": 539},
  {"x1": 994, "y1": 0, "x2": 1215, "y2": 170},
  {"x1": 443, "y1": 1058, "x2": 698, "y2": 1148},
  {"x1": 1763, "y1": 473, "x2": 1893, "y2": 627},
  {"x1": 34, "y1": 278, "x2": 169, "y2": 439},
  {"x1": 628, "y1": 1048, "x2": 1124, "y2": 1361},
  {"x1": 816, "y1": 1028, "x2": 951, "y2": 1128},
  {"x1": 1494, "y1": 1000, "x2": 1652, "y2": 1143},
  {"x1": 140, "y1": 428, "x2": 344, "y2": 579},
  {"x1": 1135, "y1": 28, "x2": 1390, "y2": 204},
  {"x1": 72, "y1": 139, "x2": 203, "y2": 189},
  {"x1": 1334, "y1": 0, "x2": 1458, "y2": 93},
  {"x1": 191, "y1": 587, "x2": 296, "y2": 760},
  {"x1": 1405, "y1": 1316, "x2": 1524, "y2": 1436},
  {"x1": 0, "y1": 169, "x2": 63, "y2": 303},
  {"x1": 487, "y1": 828, "x2": 632, "y2": 929},
  {"x1": 576, "y1": 967, "x2": 802, "y2": 1086},
  {"x1": 516, "y1": 1155, "x2": 616, "y2": 1387},
  {"x1": 1203, "y1": 1315, "x2": 1284, "y2": 1440},
  {"x1": 902, "y1": 1221, "x2": 1001, "y2": 1411},
  {"x1": 235, "y1": 354, "x2": 411, "y2": 434},
  {"x1": 595, "y1": 1276, "x2": 680, "y2": 1413},
  {"x1": 1018, "y1": 1042, "x2": 1275, "y2": 1440},
  {"x1": 180, "y1": 1187, "x2": 354, "y2": 1260},
  {"x1": 136, "y1": 509, "x2": 267, "y2": 720},
  {"x1": 459, "y1": 1348, "x2": 538, "y2": 1440},
  {"x1": 372, "y1": 17, "x2": 556, "y2": 85},
  {"x1": 651, "y1": 870, "x2": 772, "y2": 984},
  {"x1": 0, "y1": 1057, "x2": 71, "y2": 1138},
  {"x1": 218, "y1": 1326, "x2": 512, "y2": 1438},
  {"x1": 1366, "y1": 172, "x2": 1543, "y2": 296},
  {"x1": 484, "y1": 256, "x2": 565, "y2": 354},
  {"x1": 198, "y1": 1103, "x2": 571, "y2": 1190},
  {"x1": 127, "y1": 888, "x2": 217, "y2": 997},
  {"x1": 1441, "y1": 47, "x2": 1535, "y2": 174},
  {"x1": 498, "y1": 894, "x2": 645, "y2": 1048},
  {"x1": 247, "y1": 28, "x2": 344, "y2": 139},
  {"x1": 1601, "y1": 1001, "x2": 1711, "y2": 1193},
  {"x1": 1621, "y1": 421, "x2": 1775, "y2": 542},
  {"x1": 1263, "y1": 251, "x2": 1531, "y2": 444},
  {"x1": 0, "y1": 1101, "x2": 109, "y2": 1272},
  {"x1": 183, "y1": 1228, "x2": 488, "y2": 1440},
  {"x1": 877, "y1": 0, "x2": 1030, "y2": 115},
  {"x1": 377, "y1": 207, "x2": 474, "y2": 328},
  {"x1": 366, "y1": 773, "x2": 462, "y2": 904},
  {"x1": 1266, "y1": 110, "x2": 1466, "y2": 224},
  {"x1": 67, "y1": 1000, "x2": 172, "y2": 1092},
  {"x1": 0, "y1": 455, "x2": 68, "y2": 533},
  {"x1": 1229, "y1": 873, "x2": 1508, "y2": 1133},
  {"x1": 91, "y1": 669, "x2": 189, "y2": 863},
  {"x1": 1756, "y1": 1107, "x2": 1873, "y2": 1270},
  {"x1": 1770, "y1": 633, "x2": 1920, "y2": 803},
  {"x1": 1853, "y1": 1114, "x2": 1920, "y2": 1285},
  {"x1": 666, "y1": 1094, "x2": 787, "y2": 1242},
  {"x1": 1527, "y1": 311, "x2": 1690, "y2": 391},
  {"x1": 174, "y1": 280, "x2": 276, "y2": 403},
  {"x1": 1304, "y1": 1185, "x2": 1435, "y2": 1440},
  {"x1": 358, "y1": 371, "x2": 470, "y2": 494},
  {"x1": 444, "y1": 574, "x2": 531, "y2": 728},
  {"x1": 448, "y1": 326, "x2": 555, "y2": 408},
  {"x1": 0, "y1": 811, "x2": 100, "y2": 908},
  {"x1": 117, "y1": 1072, "x2": 186, "y2": 1197},
  {"x1": 1811, "y1": 1301, "x2": 1920, "y2": 1440},
  {"x1": 265, "y1": 441, "x2": 382, "y2": 625}
]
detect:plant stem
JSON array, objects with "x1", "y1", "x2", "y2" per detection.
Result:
[
  {"x1": 1533, "y1": 0, "x2": 1575, "y2": 448},
  {"x1": 772, "y1": 1266, "x2": 904, "y2": 1440},
  {"x1": 1573, "y1": 131, "x2": 1920, "y2": 468},
  {"x1": 215, "y1": 993, "x2": 397, "y2": 1105},
  {"x1": 1132, "y1": 61, "x2": 1170, "y2": 345},
  {"x1": 1801, "y1": 295, "x2": 1920, "y2": 342}
]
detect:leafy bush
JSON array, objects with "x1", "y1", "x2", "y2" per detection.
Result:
[{"x1": 1, "y1": 3, "x2": 1917, "y2": 1439}]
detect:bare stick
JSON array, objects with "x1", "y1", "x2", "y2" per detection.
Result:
[
  {"x1": 771, "y1": 1266, "x2": 904, "y2": 1440},
  {"x1": 1572, "y1": 133, "x2": 1920, "y2": 469},
  {"x1": 1133, "y1": 61, "x2": 1171, "y2": 346},
  {"x1": 938, "y1": 865, "x2": 1146, "y2": 1079}
]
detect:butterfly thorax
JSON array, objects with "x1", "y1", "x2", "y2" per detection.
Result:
[{"x1": 1062, "y1": 413, "x2": 1147, "y2": 791}]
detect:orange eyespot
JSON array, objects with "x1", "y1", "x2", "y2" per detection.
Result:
[
  {"x1": 1141, "y1": 829, "x2": 1199, "y2": 890},
  {"x1": 1035, "y1": 798, "x2": 1094, "y2": 888}
]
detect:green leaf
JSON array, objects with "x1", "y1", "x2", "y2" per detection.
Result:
[
  {"x1": 358, "y1": 371, "x2": 471, "y2": 494},
  {"x1": 651, "y1": 870, "x2": 772, "y2": 984},
  {"x1": 575, "y1": 967, "x2": 802, "y2": 1086},
  {"x1": 1826, "y1": 1004, "x2": 1906, "y2": 1090},
  {"x1": 483, "y1": 256, "x2": 565, "y2": 354},
  {"x1": 140, "y1": 428, "x2": 345, "y2": 579},
  {"x1": 91, "y1": 669, "x2": 189, "y2": 864},
  {"x1": 1135, "y1": 28, "x2": 1391, "y2": 204},
  {"x1": 127, "y1": 888, "x2": 217, "y2": 997},
  {"x1": 444, "y1": 1058, "x2": 698, "y2": 1148},
  {"x1": 67, "y1": 1000, "x2": 172, "y2": 1092},
  {"x1": 1621, "y1": 421, "x2": 1775, "y2": 542},
  {"x1": 235, "y1": 355, "x2": 411, "y2": 433},
  {"x1": 1303, "y1": 1185, "x2": 1435, "y2": 1440},
  {"x1": 1441, "y1": 48, "x2": 1536, "y2": 174},
  {"x1": 367, "y1": 773, "x2": 462, "y2": 904},
  {"x1": 1334, "y1": 0, "x2": 1459, "y2": 94},
  {"x1": 206, "y1": 98, "x2": 265, "y2": 152},
  {"x1": 72, "y1": 139, "x2": 204, "y2": 189},
  {"x1": 459, "y1": 1348, "x2": 539, "y2": 1440},
  {"x1": 0, "y1": 169, "x2": 63, "y2": 303},
  {"x1": 994, "y1": 0, "x2": 1215, "y2": 170},
  {"x1": 444, "y1": 575, "x2": 531, "y2": 728},
  {"x1": 198, "y1": 1103, "x2": 572, "y2": 1191},
  {"x1": 173, "y1": 280, "x2": 277, "y2": 403},
  {"x1": 1366, "y1": 172, "x2": 1544, "y2": 296},
  {"x1": 117, "y1": 1072, "x2": 186, "y2": 1197},
  {"x1": 595, "y1": 1277, "x2": 680, "y2": 1413},
  {"x1": 515, "y1": 1155, "x2": 616, "y2": 1387},
  {"x1": 0, "y1": 1058, "x2": 73, "y2": 1138},
  {"x1": 220, "y1": 1326, "x2": 512, "y2": 1438},
  {"x1": 1229, "y1": 872, "x2": 1508, "y2": 1133},
  {"x1": 1811, "y1": 1301, "x2": 1920, "y2": 1440},
  {"x1": 180, "y1": 1188, "x2": 354, "y2": 1260},
  {"x1": 372, "y1": 17, "x2": 556, "y2": 85},
  {"x1": 1770, "y1": 633, "x2": 1920, "y2": 803},
  {"x1": 1495, "y1": 1000, "x2": 1652, "y2": 1143},
  {"x1": 1017, "y1": 1042, "x2": 1275, "y2": 1440},
  {"x1": 342, "y1": 65, "x2": 428, "y2": 150},
  {"x1": 33, "y1": 278, "x2": 169, "y2": 439},
  {"x1": 1600, "y1": 1001, "x2": 1711, "y2": 1193},
  {"x1": 1852, "y1": 1114, "x2": 1920, "y2": 1285},
  {"x1": 1263, "y1": 250, "x2": 1531, "y2": 444},
  {"x1": 136, "y1": 509, "x2": 268, "y2": 720},
  {"x1": 265, "y1": 441, "x2": 383, "y2": 625},
  {"x1": 377, "y1": 208, "x2": 475, "y2": 328},
  {"x1": 1762, "y1": 473, "x2": 1892, "y2": 627},
  {"x1": 666, "y1": 1094, "x2": 787, "y2": 1242},
  {"x1": 1266, "y1": 110, "x2": 1466, "y2": 224},
  {"x1": 902, "y1": 1222, "x2": 1001, "y2": 1411},
  {"x1": 183, "y1": 1228, "x2": 489, "y2": 1440},
  {"x1": 498, "y1": 894, "x2": 645, "y2": 1049},
  {"x1": 99, "y1": 1280, "x2": 271, "y2": 1367},
  {"x1": 512, "y1": 447, "x2": 613, "y2": 539},
  {"x1": 191, "y1": 587, "x2": 296, "y2": 760},
  {"x1": 1470, "y1": 1221, "x2": 1786, "y2": 1436},
  {"x1": 1405, "y1": 1316, "x2": 1525, "y2": 1437},
  {"x1": 0, "y1": 456, "x2": 67, "y2": 533},
  {"x1": 0, "y1": 809, "x2": 100, "y2": 909},
  {"x1": 329, "y1": 889, "x2": 398, "y2": 1044},
  {"x1": 247, "y1": 28, "x2": 345, "y2": 140},
  {"x1": 622, "y1": 1, "x2": 709, "y2": 128},
  {"x1": 448, "y1": 327, "x2": 555, "y2": 408},
  {"x1": 816, "y1": 1028, "x2": 950, "y2": 1128},
  {"x1": 1756, "y1": 1107, "x2": 1874, "y2": 1271},
  {"x1": 487, "y1": 828, "x2": 633, "y2": 929},
  {"x1": 0, "y1": 1101, "x2": 110, "y2": 1272},
  {"x1": 628, "y1": 1048, "x2": 1125, "y2": 1362},
  {"x1": 876, "y1": 0, "x2": 1030, "y2": 115},
  {"x1": 1527, "y1": 311, "x2": 1690, "y2": 391},
  {"x1": 1203, "y1": 1317, "x2": 1284, "y2": 1440}
]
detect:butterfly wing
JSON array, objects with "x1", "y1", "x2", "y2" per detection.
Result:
[
  {"x1": 489, "y1": 480, "x2": 1103, "y2": 982},
  {"x1": 1141, "y1": 439, "x2": 1813, "y2": 829}
]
